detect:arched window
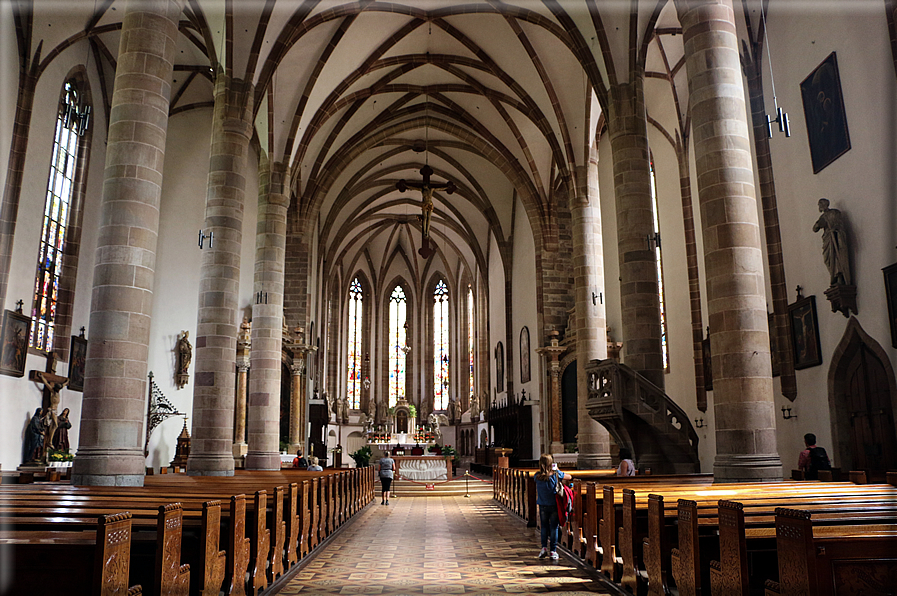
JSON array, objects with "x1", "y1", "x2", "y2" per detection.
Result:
[
  {"x1": 467, "y1": 286, "x2": 475, "y2": 406},
  {"x1": 388, "y1": 285, "x2": 407, "y2": 407},
  {"x1": 433, "y1": 280, "x2": 449, "y2": 411},
  {"x1": 31, "y1": 78, "x2": 90, "y2": 352},
  {"x1": 346, "y1": 278, "x2": 363, "y2": 409},
  {"x1": 649, "y1": 159, "x2": 669, "y2": 371}
]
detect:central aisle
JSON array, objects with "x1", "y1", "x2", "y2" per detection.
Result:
[{"x1": 275, "y1": 493, "x2": 612, "y2": 595}]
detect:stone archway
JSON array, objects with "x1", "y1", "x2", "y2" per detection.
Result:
[{"x1": 828, "y1": 317, "x2": 897, "y2": 476}]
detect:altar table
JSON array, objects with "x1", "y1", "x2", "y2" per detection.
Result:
[{"x1": 392, "y1": 455, "x2": 452, "y2": 481}]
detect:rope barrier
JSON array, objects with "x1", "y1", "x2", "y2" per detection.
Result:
[{"x1": 392, "y1": 471, "x2": 494, "y2": 486}]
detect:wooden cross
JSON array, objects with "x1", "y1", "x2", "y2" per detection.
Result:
[
  {"x1": 396, "y1": 165, "x2": 455, "y2": 259},
  {"x1": 29, "y1": 352, "x2": 68, "y2": 411}
]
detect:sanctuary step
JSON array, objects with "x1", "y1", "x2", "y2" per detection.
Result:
[{"x1": 390, "y1": 473, "x2": 493, "y2": 498}]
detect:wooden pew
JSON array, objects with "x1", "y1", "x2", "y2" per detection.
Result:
[
  {"x1": 199, "y1": 500, "x2": 226, "y2": 596},
  {"x1": 227, "y1": 494, "x2": 251, "y2": 596},
  {"x1": 0, "y1": 511, "x2": 143, "y2": 595},
  {"x1": 764, "y1": 507, "x2": 897, "y2": 596},
  {"x1": 642, "y1": 494, "x2": 669, "y2": 596},
  {"x1": 709, "y1": 500, "x2": 749, "y2": 596},
  {"x1": 155, "y1": 503, "x2": 190, "y2": 595},
  {"x1": 670, "y1": 499, "x2": 701, "y2": 596}
]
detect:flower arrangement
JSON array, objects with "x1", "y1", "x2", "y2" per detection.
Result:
[
  {"x1": 47, "y1": 448, "x2": 73, "y2": 462},
  {"x1": 440, "y1": 444, "x2": 459, "y2": 462}
]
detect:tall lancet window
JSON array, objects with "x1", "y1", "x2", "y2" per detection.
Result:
[
  {"x1": 433, "y1": 280, "x2": 449, "y2": 411},
  {"x1": 31, "y1": 79, "x2": 90, "y2": 352},
  {"x1": 388, "y1": 285, "x2": 407, "y2": 407},
  {"x1": 649, "y1": 160, "x2": 669, "y2": 371},
  {"x1": 346, "y1": 278, "x2": 363, "y2": 409},
  {"x1": 467, "y1": 286, "x2": 475, "y2": 403}
]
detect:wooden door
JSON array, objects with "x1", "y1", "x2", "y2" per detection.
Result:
[{"x1": 846, "y1": 344, "x2": 897, "y2": 472}]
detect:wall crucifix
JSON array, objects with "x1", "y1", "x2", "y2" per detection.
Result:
[{"x1": 396, "y1": 165, "x2": 455, "y2": 259}]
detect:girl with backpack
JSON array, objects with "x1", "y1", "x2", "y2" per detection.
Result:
[{"x1": 534, "y1": 454, "x2": 573, "y2": 560}]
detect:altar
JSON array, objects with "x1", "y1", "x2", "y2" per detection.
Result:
[{"x1": 392, "y1": 455, "x2": 452, "y2": 481}]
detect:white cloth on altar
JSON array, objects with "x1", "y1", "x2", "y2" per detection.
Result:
[{"x1": 397, "y1": 458, "x2": 448, "y2": 481}]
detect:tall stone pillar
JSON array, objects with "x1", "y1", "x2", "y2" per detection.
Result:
[
  {"x1": 245, "y1": 162, "x2": 290, "y2": 470},
  {"x1": 72, "y1": 0, "x2": 184, "y2": 487},
  {"x1": 233, "y1": 317, "x2": 250, "y2": 460},
  {"x1": 187, "y1": 74, "x2": 253, "y2": 476},
  {"x1": 608, "y1": 80, "x2": 665, "y2": 389},
  {"x1": 678, "y1": 0, "x2": 782, "y2": 482},
  {"x1": 571, "y1": 163, "x2": 612, "y2": 469}
]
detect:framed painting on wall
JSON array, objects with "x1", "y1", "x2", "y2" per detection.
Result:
[
  {"x1": 884, "y1": 263, "x2": 897, "y2": 349},
  {"x1": 800, "y1": 52, "x2": 851, "y2": 174},
  {"x1": 788, "y1": 295, "x2": 822, "y2": 370},
  {"x1": 519, "y1": 327, "x2": 530, "y2": 384},
  {"x1": 0, "y1": 309, "x2": 31, "y2": 378},
  {"x1": 69, "y1": 334, "x2": 87, "y2": 392}
]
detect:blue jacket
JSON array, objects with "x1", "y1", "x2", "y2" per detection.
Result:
[{"x1": 535, "y1": 470, "x2": 565, "y2": 506}]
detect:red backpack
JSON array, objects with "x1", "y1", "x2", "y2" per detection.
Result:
[{"x1": 555, "y1": 481, "x2": 575, "y2": 525}]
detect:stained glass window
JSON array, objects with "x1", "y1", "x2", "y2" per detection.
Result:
[
  {"x1": 467, "y1": 286, "x2": 475, "y2": 406},
  {"x1": 649, "y1": 160, "x2": 669, "y2": 371},
  {"x1": 433, "y1": 280, "x2": 449, "y2": 411},
  {"x1": 388, "y1": 285, "x2": 407, "y2": 407},
  {"x1": 346, "y1": 278, "x2": 363, "y2": 409},
  {"x1": 31, "y1": 80, "x2": 89, "y2": 352}
]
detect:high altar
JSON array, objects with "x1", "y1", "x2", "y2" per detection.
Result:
[{"x1": 369, "y1": 399, "x2": 452, "y2": 480}]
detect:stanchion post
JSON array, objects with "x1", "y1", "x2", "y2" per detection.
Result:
[{"x1": 464, "y1": 470, "x2": 470, "y2": 498}]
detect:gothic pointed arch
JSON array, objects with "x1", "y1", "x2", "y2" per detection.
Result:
[
  {"x1": 383, "y1": 277, "x2": 414, "y2": 409},
  {"x1": 828, "y1": 317, "x2": 897, "y2": 475}
]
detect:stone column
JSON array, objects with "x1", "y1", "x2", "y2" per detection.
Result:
[
  {"x1": 72, "y1": 0, "x2": 184, "y2": 487},
  {"x1": 536, "y1": 338, "x2": 566, "y2": 454},
  {"x1": 289, "y1": 359, "x2": 304, "y2": 454},
  {"x1": 678, "y1": 0, "x2": 782, "y2": 482},
  {"x1": 233, "y1": 360, "x2": 249, "y2": 458},
  {"x1": 187, "y1": 73, "x2": 253, "y2": 476},
  {"x1": 608, "y1": 80, "x2": 665, "y2": 389},
  {"x1": 245, "y1": 162, "x2": 290, "y2": 470},
  {"x1": 571, "y1": 163, "x2": 612, "y2": 469}
]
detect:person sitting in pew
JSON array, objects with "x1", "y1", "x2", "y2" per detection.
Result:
[
  {"x1": 307, "y1": 456, "x2": 323, "y2": 471},
  {"x1": 293, "y1": 449, "x2": 308, "y2": 469},
  {"x1": 617, "y1": 448, "x2": 636, "y2": 477},
  {"x1": 798, "y1": 433, "x2": 831, "y2": 480}
]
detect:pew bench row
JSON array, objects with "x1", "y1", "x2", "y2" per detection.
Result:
[{"x1": 0, "y1": 467, "x2": 376, "y2": 595}]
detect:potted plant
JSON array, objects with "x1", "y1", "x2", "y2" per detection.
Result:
[
  {"x1": 441, "y1": 444, "x2": 459, "y2": 476},
  {"x1": 349, "y1": 445, "x2": 372, "y2": 468}
]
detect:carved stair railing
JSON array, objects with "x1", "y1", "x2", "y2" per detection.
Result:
[{"x1": 585, "y1": 359, "x2": 700, "y2": 473}]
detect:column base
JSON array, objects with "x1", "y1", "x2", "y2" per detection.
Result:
[
  {"x1": 187, "y1": 452, "x2": 235, "y2": 476},
  {"x1": 245, "y1": 451, "x2": 282, "y2": 471},
  {"x1": 71, "y1": 448, "x2": 146, "y2": 486},
  {"x1": 577, "y1": 452, "x2": 614, "y2": 470},
  {"x1": 713, "y1": 453, "x2": 783, "y2": 483},
  {"x1": 549, "y1": 441, "x2": 565, "y2": 455},
  {"x1": 233, "y1": 442, "x2": 248, "y2": 458}
]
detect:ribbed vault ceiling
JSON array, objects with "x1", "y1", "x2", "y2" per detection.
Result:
[{"x1": 18, "y1": 0, "x2": 768, "y2": 289}]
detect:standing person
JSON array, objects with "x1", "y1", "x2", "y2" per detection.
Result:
[
  {"x1": 617, "y1": 448, "x2": 636, "y2": 476},
  {"x1": 798, "y1": 433, "x2": 831, "y2": 480},
  {"x1": 534, "y1": 454, "x2": 571, "y2": 560},
  {"x1": 292, "y1": 449, "x2": 308, "y2": 469},
  {"x1": 306, "y1": 456, "x2": 323, "y2": 472},
  {"x1": 378, "y1": 450, "x2": 395, "y2": 505}
]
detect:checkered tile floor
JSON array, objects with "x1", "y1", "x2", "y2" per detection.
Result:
[{"x1": 273, "y1": 494, "x2": 612, "y2": 595}]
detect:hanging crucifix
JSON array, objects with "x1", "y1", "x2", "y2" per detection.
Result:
[{"x1": 396, "y1": 165, "x2": 455, "y2": 259}]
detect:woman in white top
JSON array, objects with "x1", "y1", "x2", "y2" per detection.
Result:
[
  {"x1": 306, "y1": 456, "x2": 323, "y2": 472},
  {"x1": 617, "y1": 448, "x2": 636, "y2": 476}
]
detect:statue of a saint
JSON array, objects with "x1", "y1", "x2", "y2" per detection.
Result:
[
  {"x1": 53, "y1": 407, "x2": 72, "y2": 452},
  {"x1": 469, "y1": 392, "x2": 480, "y2": 420},
  {"x1": 812, "y1": 198, "x2": 851, "y2": 286},
  {"x1": 376, "y1": 399, "x2": 388, "y2": 425},
  {"x1": 360, "y1": 412, "x2": 374, "y2": 434},
  {"x1": 176, "y1": 331, "x2": 192, "y2": 388},
  {"x1": 340, "y1": 395, "x2": 350, "y2": 424},
  {"x1": 24, "y1": 408, "x2": 45, "y2": 464}
]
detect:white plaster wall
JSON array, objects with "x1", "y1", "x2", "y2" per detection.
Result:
[
  {"x1": 762, "y1": 5, "x2": 897, "y2": 471},
  {"x1": 510, "y1": 196, "x2": 539, "y2": 459},
  {"x1": 0, "y1": 43, "x2": 106, "y2": 470},
  {"x1": 144, "y1": 109, "x2": 260, "y2": 469},
  {"x1": 488, "y1": 231, "x2": 506, "y2": 405}
]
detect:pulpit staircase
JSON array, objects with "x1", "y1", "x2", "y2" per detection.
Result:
[{"x1": 585, "y1": 359, "x2": 700, "y2": 474}]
